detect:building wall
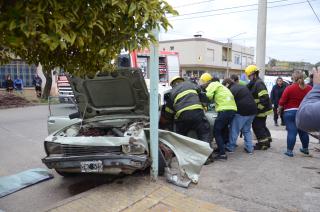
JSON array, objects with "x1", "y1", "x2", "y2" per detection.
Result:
[
  {"x1": 160, "y1": 40, "x2": 205, "y2": 65},
  {"x1": 160, "y1": 38, "x2": 255, "y2": 78},
  {"x1": 230, "y1": 43, "x2": 254, "y2": 70}
]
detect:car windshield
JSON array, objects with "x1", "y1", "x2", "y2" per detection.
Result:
[{"x1": 48, "y1": 96, "x2": 78, "y2": 117}]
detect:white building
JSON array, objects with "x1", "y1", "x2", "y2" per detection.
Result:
[{"x1": 159, "y1": 36, "x2": 254, "y2": 79}]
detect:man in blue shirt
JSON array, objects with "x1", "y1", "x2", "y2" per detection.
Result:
[{"x1": 14, "y1": 77, "x2": 23, "y2": 93}]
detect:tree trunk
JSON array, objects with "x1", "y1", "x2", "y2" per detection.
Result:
[{"x1": 42, "y1": 69, "x2": 52, "y2": 100}]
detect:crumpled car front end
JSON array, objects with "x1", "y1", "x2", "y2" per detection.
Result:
[{"x1": 42, "y1": 119, "x2": 150, "y2": 175}]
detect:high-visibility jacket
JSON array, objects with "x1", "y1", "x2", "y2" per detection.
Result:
[
  {"x1": 247, "y1": 77, "x2": 273, "y2": 117},
  {"x1": 205, "y1": 82, "x2": 237, "y2": 112},
  {"x1": 165, "y1": 81, "x2": 204, "y2": 119}
]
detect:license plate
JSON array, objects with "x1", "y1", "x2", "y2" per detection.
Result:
[{"x1": 80, "y1": 160, "x2": 103, "y2": 173}]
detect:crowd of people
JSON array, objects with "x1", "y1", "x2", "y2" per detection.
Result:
[
  {"x1": 4, "y1": 74, "x2": 42, "y2": 97},
  {"x1": 164, "y1": 65, "x2": 320, "y2": 163}
]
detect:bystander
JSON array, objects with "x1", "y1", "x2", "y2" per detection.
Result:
[
  {"x1": 5, "y1": 75, "x2": 14, "y2": 93},
  {"x1": 296, "y1": 67, "x2": 320, "y2": 133},
  {"x1": 278, "y1": 71, "x2": 312, "y2": 157}
]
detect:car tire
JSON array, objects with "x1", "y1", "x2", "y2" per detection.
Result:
[
  {"x1": 55, "y1": 169, "x2": 78, "y2": 177},
  {"x1": 158, "y1": 149, "x2": 167, "y2": 176}
]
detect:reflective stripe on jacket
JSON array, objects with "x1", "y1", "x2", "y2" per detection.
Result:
[
  {"x1": 205, "y1": 82, "x2": 237, "y2": 112},
  {"x1": 247, "y1": 78, "x2": 272, "y2": 117},
  {"x1": 166, "y1": 81, "x2": 203, "y2": 119}
]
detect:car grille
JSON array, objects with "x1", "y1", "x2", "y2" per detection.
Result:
[{"x1": 61, "y1": 144, "x2": 122, "y2": 156}]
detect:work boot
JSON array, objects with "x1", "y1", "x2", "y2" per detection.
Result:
[
  {"x1": 266, "y1": 138, "x2": 272, "y2": 148},
  {"x1": 213, "y1": 154, "x2": 227, "y2": 160},
  {"x1": 254, "y1": 142, "x2": 269, "y2": 150}
]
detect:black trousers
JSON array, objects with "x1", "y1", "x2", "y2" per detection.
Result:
[
  {"x1": 175, "y1": 109, "x2": 211, "y2": 144},
  {"x1": 213, "y1": 110, "x2": 236, "y2": 155},
  {"x1": 252, "y1": 116, "x2": 271, "y2": 143},
  {"x1": 273, "y1": 106, "x2": 284, "y2": 123}
]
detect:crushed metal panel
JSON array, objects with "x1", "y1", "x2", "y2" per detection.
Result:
[
  {"x1": 145, "y1": 129, "x2": 213, "y2": 184},
  {"x1": 0, "y1": 168, "x2": 53, "y2": 198}
]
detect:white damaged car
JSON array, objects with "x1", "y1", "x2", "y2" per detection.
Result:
[{"x1": 42, "y1": 69, "x2": 213, "y2": 186}]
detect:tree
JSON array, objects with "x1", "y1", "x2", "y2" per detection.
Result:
[
  {"x1": 0, "y1": 0, "x2": 177, "y2": 98},
  {"x1": 268, "y1": 58, "x2": 277, "y2": 68},
  {"x1": 315, "y1": 62, "x2": 320, "y2": 68}
]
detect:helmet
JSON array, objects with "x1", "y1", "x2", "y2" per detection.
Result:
[
  {"x1": 245, "y1": 65, "x2": 259, "y2": 77},
  {"x1": 199, "y1": 73, "x2": 213, "y2": 85},
  {"x1": 170, "y1": 76, "x2": 184, "y2": 86}
]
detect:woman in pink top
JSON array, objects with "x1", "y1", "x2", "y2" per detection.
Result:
[{"x1": 278, "y1": 71, "x2": 312, "y2": 157}]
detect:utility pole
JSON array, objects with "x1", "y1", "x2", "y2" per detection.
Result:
[
  {"x1": 226, "y1": 39, "x2": 230, "y2": 78},
  {"x1": 256, "y1": 0, "x2": 267, "y2": 80},
  {"x1": 149, "y1": 29, "x2": 159, "y2": 181}
]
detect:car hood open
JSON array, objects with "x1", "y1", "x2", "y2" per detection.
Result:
[{"x1": 69, "y1": 68, "x2": 149, "y2": 119}]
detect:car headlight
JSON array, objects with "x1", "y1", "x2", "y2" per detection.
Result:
[
  {"x1": 122, "y1": 142, "x2": 146, "y2": 155},
  {"x1": 45, "y1": 141, "x2": 62, "y2": 155}
]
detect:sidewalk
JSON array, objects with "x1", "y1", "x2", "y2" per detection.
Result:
[
  {"x1": 174, "y1": 123, "x2": 320, "y2": 212},
  {"x1": 47, "y1": 177, "x2": 233, "y2": 212}
]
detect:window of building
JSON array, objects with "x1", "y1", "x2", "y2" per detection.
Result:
[
  {"x1": 170, "y1": 46, "x2": 174, "y2": 51},
  {"x1": 222, "y1": 47, "x2": 231, "y2": 62},
  {"x1": 234, "y1": 55, "x2": 240, "y2": 65},
  {"x1": 207, "y1": 48, "x2": 214, "y2": 63}
]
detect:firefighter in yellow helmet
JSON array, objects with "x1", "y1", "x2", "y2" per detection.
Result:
[
  {"x1": 199, "y1": 73, "x2": 237, "y2": 160},
  {"x1": 245, "y1": 65, "x2": 273, "y2": 150},
  {"x1": 164, "y1": 76, "x2": 212, "y2": 146}
]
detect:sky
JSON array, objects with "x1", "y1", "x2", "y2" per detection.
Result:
[{"x1": 161, "y1": 0, "x2": 320, "y2": 64}]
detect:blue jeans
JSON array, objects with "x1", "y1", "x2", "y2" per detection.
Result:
[
  {"x1": 227, "y1": 114, "x2": 255, "y2": 152},
  {"x1": 283, "y1": 110, "x2": 309, "y2": 151},
  {"x1": 213, "y1": 110, "x2": 236, "y2": 155}
]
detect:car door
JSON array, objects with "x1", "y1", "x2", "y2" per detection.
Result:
[{"x1": 47, "y1": 96, "x2": 81, "y2": 134}]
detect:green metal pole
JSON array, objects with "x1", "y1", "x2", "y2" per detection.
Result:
[{"x1": 150, "y1": 29, "x2": 159, "y2": 181}]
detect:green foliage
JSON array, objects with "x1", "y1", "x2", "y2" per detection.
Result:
[
  {"x1": 268, "y1": 58, "x2": 277, "y2": 67},
  {"x1": 0, "y1": 0, "x2": 178, "y2": 76}
]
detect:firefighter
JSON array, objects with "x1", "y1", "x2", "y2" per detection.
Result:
[
  {"x1": 245, "y1": 65, "x2": 273, "y2": 150},
  {"x1": 164, "y1": 76, "x2": 212, "y2": 144},
  {"x1": 199, "y1": 73, "x2": 237, "y2": 160}
]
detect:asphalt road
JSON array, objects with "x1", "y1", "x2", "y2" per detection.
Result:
[{"x1": 0, "y1": 105, "x2": 119, "y2": 212}]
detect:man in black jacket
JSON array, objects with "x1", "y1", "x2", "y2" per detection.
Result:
[
  {"x1": 164, "y1": 76, "x2": 211, "y2": 144},
  {"x1": 270, "y1": 77, "x2": 286, "y2": 126},
  {"x1": 222, "y1": 78, "x2": 258, "y2": 153}
]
